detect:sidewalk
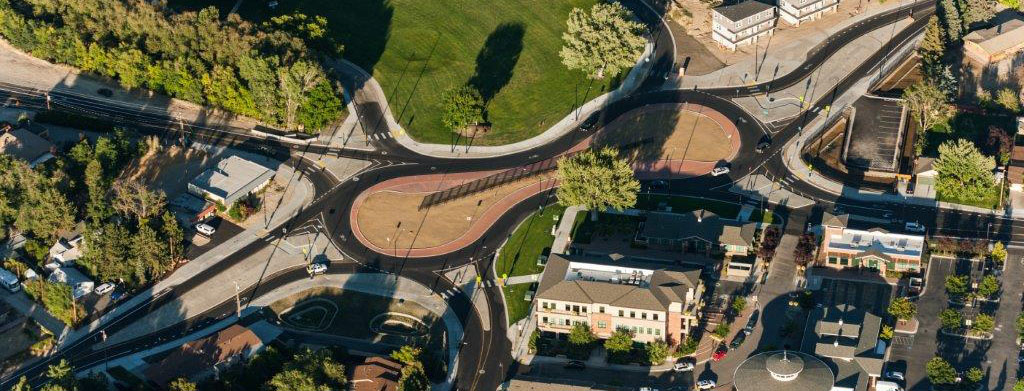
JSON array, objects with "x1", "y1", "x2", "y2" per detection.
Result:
[{"x1": 330, "y1": 42, "x2": 656, "y2": 159}]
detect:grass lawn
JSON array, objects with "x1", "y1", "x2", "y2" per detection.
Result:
[
  {"x1": 496, "y1": 205, "x2": 566, "y2": 279},
  {"x1": 937, "y1": 185, "x2": 1004, "y2": 210},
  {"x1": 503, "y1": 283, "x2": 534, "y2": 325},
  {"x1": 172, "y1": 0, "x2": 620, "y2": 145}
]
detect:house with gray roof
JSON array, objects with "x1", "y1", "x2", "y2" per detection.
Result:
[
  {"x1": 636, "y1": 210, "x2": 757, "y2": 257},
  {"x1": 963, "y1": 14, "x2": 1024, "y2": 65},
  {"x1": 533, "y1": 254, "x2": 704, "y2": 346},
  {"x1": 0, "y1": 128, "x2": 54, "y2": 167},
  {"x1": 711, "y1": 1, "x2": 777, "y2": 50},
  {"x1": 187, "y1": 156, "x2": 276, "y2": 206},
  {"x1": 801, "y1": 303, "x2": 885, "y2": 391}
]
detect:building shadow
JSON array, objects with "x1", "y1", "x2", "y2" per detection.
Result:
[{"x1": 469, "y1": 23, "x2": 526, "y2": 105}]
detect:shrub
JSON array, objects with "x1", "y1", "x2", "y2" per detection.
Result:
[
  {"x1": 879, "y1": 325, "x2": 893, "y2": 341},
  {"x1": 645, "y1": 339, "x2": 669, "y2": 364},
  {"x1": 713, "y1": 323, "x2": 730, "y2": 339},
  {"x1": 972, "y1": 314, "x2": 995, "y2": 333},
  {"x1": 674, "y1": 337, "x2": 698, "y2": 357},
  {"x1": 604, "y1": 330, "x2": 634, "y2": 354},
  {"x1": 22, "y1": 280, "x2": 81, "y2": 326}
]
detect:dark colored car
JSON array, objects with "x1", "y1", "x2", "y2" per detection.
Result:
[
  {"x1": 579, "y1": 113, "x2": 601, "y2": 131},
  {"x1": 755, "y1": 141, "x2": 771, "y2": 153},
  {"x1": 743, "y1": 309, "x2": 760, "y2": 334},
  {"x1": 97, "y1": 88, "x2": 113, "y2": 97},
  {"x1": 729, "y1": 332, "x2": 747, "y2": 349},
  {"x1": 564, "y1": 360, "x2": 586, "y2": 370}
]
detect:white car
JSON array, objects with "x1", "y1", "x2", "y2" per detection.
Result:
[
  {"x1": 307, "y1": 263, "x2": 327, "y2": 275},
  {"x1": 94, "y1": 283, "x2": 115, "y2": 295},
  {"x1": 884, "y1": 371, "x2": 905, "y2": 381},
  {"x1": 696, "y1": 380, "x2": 717, "y2": 390},
  {"x1": 639, "y1": 388, "x2": 659, "y2": 391},
  {"x1": 710, "y1": 166, "x2": 730, "y2": 176},
  {"x1": 904, "y1": 221, "x2": 926, "y2": 233},
  {"x1": 195, "y1": 223, "x2": 216, "y2": 236},
  {"x1": 673, "y1": 361, "x2": 694, "y2": 372}
]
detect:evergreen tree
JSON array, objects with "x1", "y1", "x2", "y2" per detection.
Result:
[
  {"x1": 961, "y1": 0, "x2": 997, "y2": 26},
  {"x1": 926, "y1": 357, "x2": 957, "y2": 384},
  {"x1": 84, "y1": 158, "x2": 110, "y2": 224},
  {"x1": 933, "y1": 139, "x2": 996, "y2": 202},
  {"x1": 940, "y1": 0, "x2": 963, "y2": 42},
  {"x1": 162, "y1": 211, "x2": 184, "y2": 264}
]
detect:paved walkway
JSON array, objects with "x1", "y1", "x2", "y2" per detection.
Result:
[
  {"x1": 349, "y1": 171, "x2": 559, "y2": 258},
  {"x1": 330, "y1": 42, "x2": 656, "y2": 159},
  {"x1": 503, "y1": 274, "x2": 541, "y2": 285},
  {"x1": 0, "y1": 290, "x2": 66, "y2": 338}
]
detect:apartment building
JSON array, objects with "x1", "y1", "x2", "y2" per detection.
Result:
[
  {"x1": 777, "y1": 0, "x2": 839, "y2": 26},
  {"x1": 711, "y1": 1, "x2": 777, "y2": 51},
  {"x1": 534, "y1": 254, "x2": 704, "y2": 345},
  {"x1": 817, "y1": 224, "x2": 925, "y2": 275}
]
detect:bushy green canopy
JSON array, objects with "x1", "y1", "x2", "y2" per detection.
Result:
[
  {"x1": 559, "y1": 3, "x2": 646, "y2": 79},
  {"x1": 556, "y1": 147, "x2": 639, "y2": 212}
]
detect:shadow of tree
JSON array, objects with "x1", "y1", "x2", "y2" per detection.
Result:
[
  {"x1": 469, "y1": 23, "x2": 526, "y2": 105},
  {"x1": 321, "y1": 0, "x2": 395, "y2": 74}
]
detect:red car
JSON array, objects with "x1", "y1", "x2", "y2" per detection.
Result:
[{"x1": 712, "y1": 345, "x2": 728, "y2": 362}]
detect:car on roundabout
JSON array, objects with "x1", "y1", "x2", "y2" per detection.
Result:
[
  {"x1": 710, "y1": 166, "x2": 730, "y2": 176},
  {"x1": 696, "y1": 379, "x2": 717, "y2": 390}
]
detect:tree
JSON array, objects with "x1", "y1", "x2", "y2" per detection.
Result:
[
  {"x1": 961, "y1": 0, "x2": 997, "y2": 26},
  {"x1": 996, "y1": 87, "x2": 1022, "y2": 113},
  {"x1": 1016, "y1": 313, "x2": 1024, "y2": 336},
  {"x1": 976, "y1": 275, "x2": 1000, "y2": 298},
  {"x1": 731, "y1": 296, "x2": 747, "y2": 315},
  {"x1": 986, "y1": 126, "x2": 1012, "y2": 165},
  {"x1": 940, "y1": 308, "x2": 963, "y2": 330},
  {"x1": 559, "y1": 2, "x2": 646, "y2": 79},
  {"x1": 713, "y1": 323, "x2": 730, "y2": 339},
  {"x1": 568, "y1": 323, "x2": 596, "y2": 347},
  {"x1": 933, "y1": 139, "x2": 996, "y2": 202},
  {"x1": 972, "y1": 313, "x2": 995, "y2": 333},
  {"x1": 919, "y1": 16, "x2": 946, "y2": 62},
  {"x1": 991, "y1": 241, "x2": 1007, "y2": 263},
  {"x1": 645, "y1": 339, "x2": 670, "y2": 364},
  {"x1": 169, "y1": 378, "x2": 198, "y2": 391},
  {"x1": 945, "y1": 274, "x2": 969, "y2": 296},
  {"x1": 397, "y1": 364, "x2": 430, "y2": 391},
  {"x1": 604, "y1": 329, "x2": 634, "y2": 353},
  {"x1": 269, "y1": 369, "x2": 320, "y2": 391},
  {"x1": 112, "y1": 179, "x2": 166, "y2": 223},
  {"x1": 440, "y1": 86, "x2": 485, "y2": 131},
  {"x1": 879, "y1": 325, "x2": 894, "y2": 340},
  {"x1": 903, "y1": 81, "x2": 952, "y2": 132},
  {"x1": 45, "y1": 359, "x2": 74, "y2": 390},
  {"x1": 391, "y1": 345, "x2": 422, "y2": 366},
  {"x1": 887, "y1": 297, "x2": 917, "y2": 322},
  {"x1": 1016, "y1": 379, "x2": 1024, "y2": 391},
  {"x1": 11, "y1": 376, "x2": 31, "y2": 391},
  {"x1": 965, "y1": 367, "x2": 984, "y2": 384},
  {"x1": 297, "y1": 81, "x2": 343, "y2": 130},
  {"x1": 162, "y1": 211, "x2": 184, "y2": 264},
  {"x1": 757, "y1": 226, "x2": 781, "y2": 259},
  {"x1": 926, "y1": 357, "x2": 958, "y2": 384},
  {"x1": 939, "y1": 0, "x2": 963, "y2": 42},
  {"x1": 556, "y1": 148, "x2": 640, "y2": 216},
  {"x1": 676, "y1": 336, "x2": 698, "y2": 356},
  {"x1": 793, "y1": 233, "x2": 817, "y2": 266},
  {"x1": 84, "y1": 158, "x2": 110, "y2": 224},
  {"x1": 282, "y1": 348, "x2": 347, "y2": 389}
]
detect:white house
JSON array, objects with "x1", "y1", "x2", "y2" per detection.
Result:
[
  {"x1": 777, "y1": 0, "x2": 839, "y2": 26},
  {"x1": 711, "y1": 1, "x2": 777, "y2": 51}
]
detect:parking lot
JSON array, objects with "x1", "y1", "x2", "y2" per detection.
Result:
[
  {"x1": 183, "y1": 217, "x2": 244, "y2": 260},
  {"x1": 844, "y1": 96, "x2": 905, "y2": 173}
]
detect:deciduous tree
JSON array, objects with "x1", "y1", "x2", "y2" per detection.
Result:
[
  {"x1": 645, "y1": 339, "x2": 669, "y2": 364},
  {"x1": 604, "y1": 329, "x2": 634, "y2": 353},
  {"x1": 887, "y1": 297, "x2": 917, "y2": 322},
  {"x1": 940, "y1": 308, "x2": 963, "y2": 329},
  {"x1": 976, "y1": 275, "x2": 1000, "y2": 298},
  {"x1": 972, "y1": 313, "x2": 995, "y2": 333},
  {"x1": 168, "y1": 378, "x2": 197, "y2": 391},
  {"x1": 945, "y1": 274, "x2": 969, "y2": 296},
  {"x1": 559, "y1": 3, "x2": 646, "y2": 79},
  {"x1": 440, "y1": 86, "x2": 485, "y2": 132},
  {"x1": 926, "y1": 357, "x2": 957, "y2": 384},
  {"x1": 793, "y1": 233, "x2": 817, "y2": 266},
  {"x1": 556, "y1": 148, "x2": 639, "y2": 217},
  {"x1": 903, "y1": 81, "x2": 952, "y2": 131},
  {"x1": 568, "y1": 323, "x2": 596, "y2": 347},
  {"x1": 996, "y1": 87, "x2": 1022, "y2": 113},
  {"x1": 991, "y1": 241, "x2": 1008, "y2": 263}
]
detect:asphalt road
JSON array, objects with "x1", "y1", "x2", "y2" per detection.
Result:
[{"x1": 9, "y1": 2, "x2": 1014, "y2": 391}]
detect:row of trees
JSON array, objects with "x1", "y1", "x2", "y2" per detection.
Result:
[
  {"x1": 0, "y1": 0, "x2": 343, "y2": 132},
  {"x1": 926, "y1": 356, "x2": 987, "y2": 387}
]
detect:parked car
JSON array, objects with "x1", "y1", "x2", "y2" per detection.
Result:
[
  {"x1": 743, "y1": 309, "x2": 760, "y2": 335},
  {"x1": 908, "y1": 277, "x2": 924, "y2": 294},
  {"x1": 712, "y1": 344, "x2": 728, "y2": 361},
  {"x1": 195, "y1": 223, "x2": 216, "y2": 236},
  {"x1": 710, "y1": 166, "x2": 730, "y2": 176},
  {"x1": 307, "y1": 263, "x2": 327, "y2": 275},
  {"x1": 884, "y1": 371, "x2": 905, "y2": 381},
  {"x1": 673, "y1": 360, "x2": 695, "y2": 372},
  {"x1": 729, "y1": 332, "x2": 747, "y2": 349},
  {"x1": 639, "y1": 387, "x2": 659, "y2": 391},
  {"x1": 564, "y1": 360, "x2": 586, "y2": 370},
  {"x1": 94, "y1": 283, "x2": 115, "y2": 295},
  {"x1": 904, "y1": 221, "x2": 926, "y2": 233},
  {"x1": 875, "y1": 380, "x2": 903, "y2": 391},
  {"x1": 696, "y1": 380, "x2": 717, "y2": 390},
  {"x1": 97, "y1": 88, "x2": 113, "y2": 97}
]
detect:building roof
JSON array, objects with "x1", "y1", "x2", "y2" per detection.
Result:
[
  {"x1": 535, "y1": 254, "x2": 702, "y2": 311},
  {"x1": 640, "y1": 210, "x2": 757, "y2": 247},
  {"x1": 501, "y1": 376, "x2": 626, "y2": 391},
  {"x1": 964, "y1": 16, "x2": 1024, "y2": 56},
  {"x1": 714, "y1": 0, "x2": 775, "y2": 22},
  {"x1": 144, "y1": 325, "x2": 265, "y2": 388},
  {"x1": 807, "y1": 304, "x2": 885, "y2": 379},
  {"x1": 351, "y1": 356, "x2": 401, "y2": 391},
  {"x1": 733, "y1": 350, "x2": 834, "y2": 391},
  {"x1": 189, "y1": 156, "x2": 275, "y2": 204},
  {"x1": 0, "y1": 128, "x2": 53, "y2": 166},
  {"x1": 820, "y1": 212, "x2": 849, "y2": 228},
  {"x1": 823, "y1": 227, "x2": 924, "y2": 260}
]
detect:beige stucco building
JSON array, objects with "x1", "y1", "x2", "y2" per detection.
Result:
[
  {"x1": 963, "y1": 16, "x2": 1024, "y2": 65},
  {"x1": 533, "y1": 254, "x2": 704, "y2": 346}
]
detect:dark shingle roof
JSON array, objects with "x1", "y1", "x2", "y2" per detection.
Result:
[
  {"x1": 535, "y1": 254, "x2": 701, "y2": 311},
  {"x1": 640, "y1": 211, "x2": 756, "y2": 247},
  {"x1": 714, "y1": 0, "x2": 775, "y2": 22}
]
